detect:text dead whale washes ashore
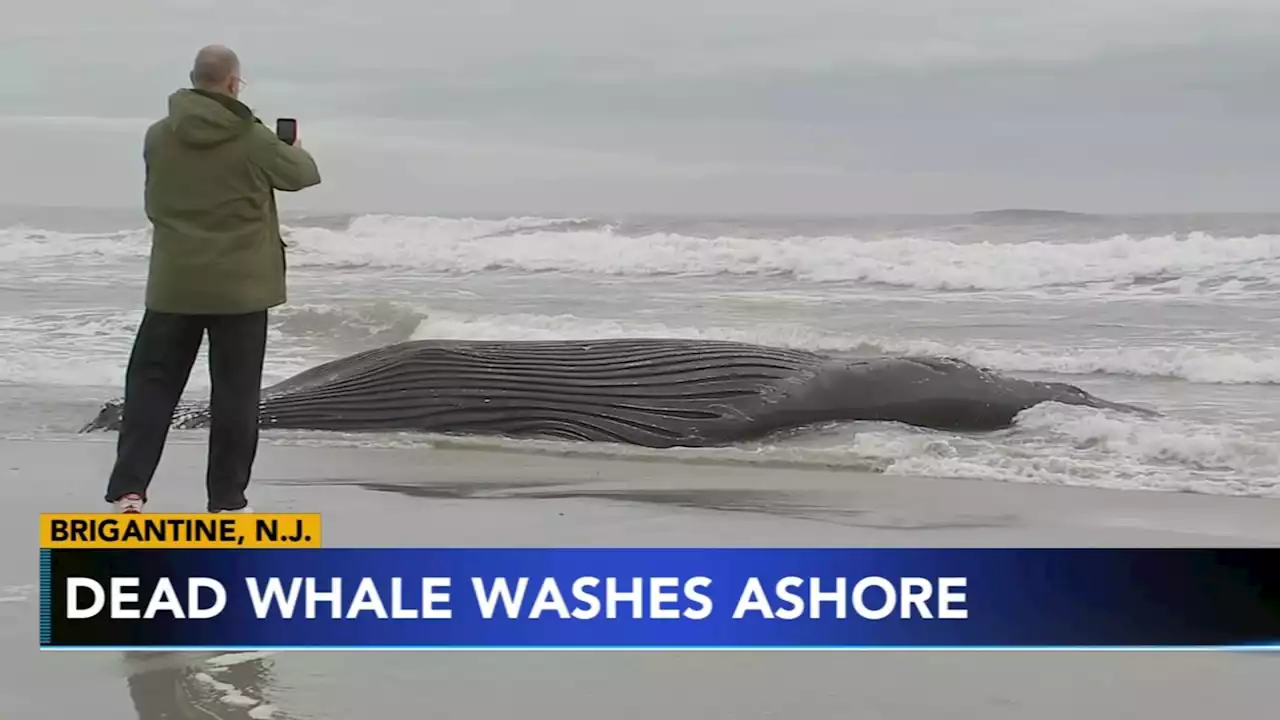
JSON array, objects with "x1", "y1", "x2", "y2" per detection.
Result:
[{"x1": 81, "y1": 338, "x2": 1155, "y2": 447}]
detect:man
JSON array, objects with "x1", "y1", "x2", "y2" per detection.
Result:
[{"x1": 104, "y1": 45, "x2": 321, "y2": 514}]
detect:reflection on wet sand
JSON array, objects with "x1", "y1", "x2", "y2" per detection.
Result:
[
  {"x1": 122, "y1": 651, "x2": 278, "y2": 720},
  {"x1": 271, "y1": 477, "x2": 1019, "y2": 532}
]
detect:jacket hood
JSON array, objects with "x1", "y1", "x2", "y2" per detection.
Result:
[{"x1": 165, "y1": 88, "x2": 255, "y2": 147}]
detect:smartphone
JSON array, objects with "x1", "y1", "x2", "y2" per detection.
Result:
[{"x1": 275, "y1": 118, "x2": 297, "y2": 145}]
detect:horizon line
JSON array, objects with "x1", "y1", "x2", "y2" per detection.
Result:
[{"x1": 5, "y1": 202, "x2": 1280, "y2": 219}]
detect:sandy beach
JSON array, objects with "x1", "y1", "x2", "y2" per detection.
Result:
[{"x1": 5, "y1": 434, "x2": 1279, "y2": 719}]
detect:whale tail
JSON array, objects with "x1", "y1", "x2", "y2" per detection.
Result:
[
  {"x1": 78, "y1": 398, "x2": 213, "y2": 433},
  {"x1": 81, "y1": 399, "x2": 124, "y2": 433}
]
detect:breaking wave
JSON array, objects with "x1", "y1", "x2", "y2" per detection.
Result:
[
  {"x1": 4, "y1": 214, "x2": 1279, "y2": 297},
  {"x1": 3, "y1": 304, "x2": 1277, "y2": 387}
]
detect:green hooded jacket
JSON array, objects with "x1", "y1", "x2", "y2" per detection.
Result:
[{"x1": 142, "y1": 88, "x2": 321, "y2": 315}]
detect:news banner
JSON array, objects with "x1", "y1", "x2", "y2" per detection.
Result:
[{"x1": 39, "y1": 513, "x2": 1280, "y2": 650}]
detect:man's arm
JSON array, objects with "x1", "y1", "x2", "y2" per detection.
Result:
[{"x1": 249, "y1": 125, "x2": 321, "y2": 192}]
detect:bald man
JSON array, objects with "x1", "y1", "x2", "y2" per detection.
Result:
[{"x1": 104, "y1": 45, "x2": 321, "y2": 514}]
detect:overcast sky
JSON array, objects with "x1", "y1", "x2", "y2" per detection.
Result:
[{"x1": 2, "y1": 0, "x2": 1279, "y2": 215}]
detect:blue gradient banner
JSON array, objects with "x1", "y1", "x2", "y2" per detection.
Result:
[{"x1": 41, "y1": 548, "x2": 1280, "y2": 650}]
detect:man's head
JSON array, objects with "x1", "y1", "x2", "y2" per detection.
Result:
[{"x1": 189, "y1": 45, "x2": 243, "y2": 99}]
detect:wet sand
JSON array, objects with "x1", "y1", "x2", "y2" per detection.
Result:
[{"x1": 5, "y1": 435, "x2": 1279, "y2": 719}]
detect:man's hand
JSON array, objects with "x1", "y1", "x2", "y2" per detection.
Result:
[{"x1": 254, "y1": 125, "x2": 321, "y2": 191}]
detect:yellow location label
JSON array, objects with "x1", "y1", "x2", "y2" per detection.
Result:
[{"x1": 39, "y1": 513, "x2": 322, "y2": 549}]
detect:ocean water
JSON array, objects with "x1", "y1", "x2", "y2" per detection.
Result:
[{"x1": 2, "y1": 206, "x2": 1279, "y2": 497}]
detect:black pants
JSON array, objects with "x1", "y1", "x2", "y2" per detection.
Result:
[{"x1": 104, "y1": 309, "x2": 268, "y2": 512}]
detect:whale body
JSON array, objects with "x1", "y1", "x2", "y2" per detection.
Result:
[{"x1": 81, "y1": 338, "x2": 1155, "y2": 447}]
